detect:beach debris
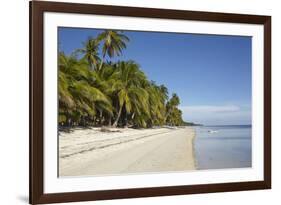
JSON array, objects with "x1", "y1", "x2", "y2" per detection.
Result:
[{"x1": 100, "y1": 127, "x2": 122, "y2": 133}]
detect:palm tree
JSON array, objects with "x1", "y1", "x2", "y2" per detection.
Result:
[
  {"x1": 76, "y1": 37, "x2": 101, "y2": 70},
  {"x1": 166, "y1": 93, "x2": 180, "y2": 112},
  {"x1": 142, "y1": 83, "x2": 162, "y2": 126},
  {"x1": 166, "y1": 93, "x2": 182, "y2": 126},
  {"x1": 91, "y1": 64, "x2": 117, "y2": 125},
  {"x1": 110, "y1": 61, "x2": 149, "y2": 127},
  {"x1": 58, "y1": 53, "x2": 79, "y2": 126},
  {"x1": 97, "y1": 30, "x2": 129, "y2": 70},
  {"x1": 58, "y1": 53, "x2": 113, "y2": 126},
  {"x1": 159, "y1": 85, "x2": 169, "y2": 102}
]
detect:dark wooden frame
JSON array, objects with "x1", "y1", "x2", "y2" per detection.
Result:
[{"x1": 30, "y1": 0, "x2": 271, "y2": 204}]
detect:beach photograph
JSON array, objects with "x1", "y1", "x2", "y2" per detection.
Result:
[{"x1": 58, "y1": 27, "x2": 252, "y2": 177}]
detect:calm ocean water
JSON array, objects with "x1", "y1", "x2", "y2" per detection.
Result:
[{"x1": 194, "y1": 125, "x2": 252, "y2": 170}]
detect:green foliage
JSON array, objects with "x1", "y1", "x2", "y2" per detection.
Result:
[
  {"x1": 97, "y1": 30, "x2": 129, "y2": 58},
  {"x1": 58, "y1": 30, "x2": 186, "y2": 128},
  {"x1": 97, "y1": 30, "x2": 129, "y2": 70},
  {"x1": 58, "y1": 52, "x2": 113, "y2": 126},
  {"x1": 165, "y1": 93, "x2": 183, "y2": 126},
  {"x1": 75, "y1": 37, "x2": 101, "y2": 70}
]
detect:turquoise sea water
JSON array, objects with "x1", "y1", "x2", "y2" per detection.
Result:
[{"x1": 194, "y1": 125, "x2": 252, "y2": 170}]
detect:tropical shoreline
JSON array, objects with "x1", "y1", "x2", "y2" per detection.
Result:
[
  {"x1": 59, "y1": 126, "x2": 196, "y2": 177},
  {"x1": 59, "y1": 29, "x2": 188, "y2": 130}
]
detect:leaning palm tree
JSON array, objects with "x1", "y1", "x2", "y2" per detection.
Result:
[
  {"x1": 110, "y1": 61, "x2": 149, "y2": 127},
  {"x1": 76, "y1": 37, "x2": 101, "y2": 70},
  {"x1": 97, "y1": 30, "x2": 129, "y2": 70}
]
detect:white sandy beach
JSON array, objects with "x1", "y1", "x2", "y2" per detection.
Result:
[{"x1": 59, "y1": 126, "x2": 196, "y2": 176}]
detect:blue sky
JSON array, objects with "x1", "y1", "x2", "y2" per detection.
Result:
[{"x1": 58, "y1": 27, "x2": 252, "y2": 125}]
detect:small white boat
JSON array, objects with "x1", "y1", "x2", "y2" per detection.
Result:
[{"x1": 208, "y1": 130, "x2": 218, "y2": 133}]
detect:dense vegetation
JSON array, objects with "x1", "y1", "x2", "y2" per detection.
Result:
[{"x1": 59, "y1": 30, "x2": 186, "y2": 128}]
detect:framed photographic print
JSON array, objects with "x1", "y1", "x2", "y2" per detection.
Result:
[{"x1": 29, "y1": 0, "x2": 271, "y2": 204}]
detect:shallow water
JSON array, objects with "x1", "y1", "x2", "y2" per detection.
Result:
[{"x1": 194, "y1": 125, "x2": 252, "y2": 170}]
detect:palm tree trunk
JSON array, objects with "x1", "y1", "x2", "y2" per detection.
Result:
[
  {"x1": 113, "y1": 105, "x2": 123, "y2": 127},
  {"x1": 82, "y1": 116, "x2": 86, "y2": 127},
  {"x1": 125, "y1": 114, "x2": 128, "y2": 127},
  {"x1": 100, "y1": 110, "x2": 103, "y2": 125},
  {"x1": 98, "y1": 61, "x2": 104, "y2": 71},
  {"x1": 66, "y1": 112, "x2": 71, "y2": 127},
  {"x1": 98, "y1": 53, "x2": 106, "y2": 70},
  {"x1": 108, "y1": 116, "x2": 112, "y2": 126}
]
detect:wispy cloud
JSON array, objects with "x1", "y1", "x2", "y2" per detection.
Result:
[
  {"x1": 182, "y1": 105, "x2": 240, "y2": 113},
  {"x1": 179, "y1": 105, "x2": 251, "y2": 125}
]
